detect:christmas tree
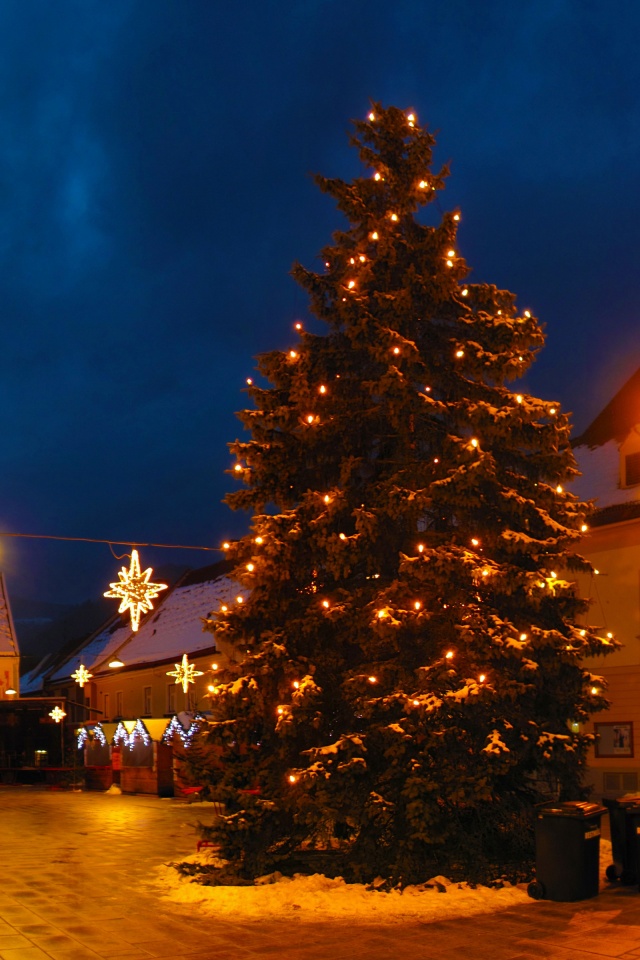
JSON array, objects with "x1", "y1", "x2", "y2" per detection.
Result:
[{"x1": 196, "y1": 104, "x2": 614, "y2": 883}]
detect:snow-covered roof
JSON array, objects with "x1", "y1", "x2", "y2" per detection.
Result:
[
  {"x1": 574, "y1": 366, "x2": 640, "y2": 447},
  {"x1": 571, "y1": 440, "x2": 640, "y2": 508},
  {"x1": 0, "y1": 573, "x2": 19, "y2": 658},
  {"x1": 46, "y1": 563, "x2": 240, "y2": 682}
]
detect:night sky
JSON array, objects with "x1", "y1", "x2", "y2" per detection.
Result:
[{"x1": 1, "y1": 1, "x2": 639, "y2": 606}]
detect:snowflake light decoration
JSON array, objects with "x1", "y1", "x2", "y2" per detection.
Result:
[
  {"x1": 104, "y1": 549, "x2": 167, "y2": 632},
  {"x1": 49, "y1": 706, "x2": 66, "y2": 723},
  {"x1": 71, "y1": 664, "x2": 93, "y2": 688},
  {"x1": 167, "y1": 653, "x2": 204, "y2": 694}
]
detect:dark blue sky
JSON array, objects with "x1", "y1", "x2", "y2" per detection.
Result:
[{"x1": 1, "y1": 0, "x2": 639, "y2": 604}]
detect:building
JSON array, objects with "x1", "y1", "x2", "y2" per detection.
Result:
[
  {"x1": 572, "y1": 366, "x2": 640, "y2": 796},
  {"x1": 19, "y1": 559, "x2": 239, "y2": 792}
]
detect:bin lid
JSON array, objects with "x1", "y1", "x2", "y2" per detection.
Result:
[
  {"x1": 538, "y1": 800, "x2": 606, "y2": 818},
  {"x1": 603, "y1": 795, "x2": 640, "y2": 810}
]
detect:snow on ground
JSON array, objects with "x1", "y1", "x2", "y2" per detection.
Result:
[{"x1": 149, "y1": 839, "x2": 615, "y2": 924}]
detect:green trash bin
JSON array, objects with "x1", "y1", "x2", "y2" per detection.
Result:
[
  {"x1": 603, "y1": 796, "x2": 640, "y2": 884},
  {"x1": 528, "y1": 801, "x2": 606, "y2": 901}
]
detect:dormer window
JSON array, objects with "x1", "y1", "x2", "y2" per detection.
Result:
[{"x1": 625, "y1": 451, "x2": 640, "y2": 487}]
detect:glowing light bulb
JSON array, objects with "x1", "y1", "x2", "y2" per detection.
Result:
[
  {"x1": 445, "y1": 651, "x2": 454, "y2": 659},
  {"x1": 556, "y1": 485, "x2": 563, "y2": 493},
  {"x1": 374, "y1": 172, "x2": 381, "y2": 181},
  {"x1": 446, "y1": 260, "x2": 453, "y2": 267},
  {"x1": 524, "y1": 310, "x2": 531, "y2": 318},
  {"x1": 348, "y1": 280, "x2": 356, "y2": 289},
  {"x1": 462, "y1": 288, "x2": 468, "y2": 296},
  {"x1": 234, "y1": 464, "x2": 242, "y2": 473},
  {"x1": 425, "y1": 386, "x2": 431, "y2": 392},
  {"x1": 520, "y1": 633, "x2": 528, "y2": 642},
  {"x1": 580, "y1": 629, "x2": 586, "y2": 637},
  {"x1": 222, "y1": 541, "x2": 230, "y2": 550},
  {"x1": 349, "y1": 258, "x2": 355, "y2": 265},
  {"x1": 471, "y1": 438, "x2": 478, "y2": 448},
  {"x1": 453, "y1": 213, "x2": 460, "y2": 221},
  {"x1": 550, "y1": 571, "x2": 557, "y2": 579},
  {"x1": 368, "y1": 676, "x2": 377, "y2": 683},
  {"x1": 277, "y1": 706, "x2": 284, "y2": 714},
  {"x1": 295, "y1": 322, "x2": 302, "y2": 330},
  {"x1": 288, "y1": 774, "x2": 297, "y2": 783},
  {"x1": 516, "y1": 395, "x2": 523, "y2": 403},
  {"x1": 550, "y1": 407, "x2": 557, "y2": 415},
  {"x1": 390, "y1": 213, "x2": 398, "y2": 222},
  {"x1": 212, "y1": 663, "x2": 218, "y2": 670},
  {"x1": 368, "y1": 111, "x2": 375, "y2": 121},
  {"x1": 377, "y1": 610, "x2": 386, "y2": 619},
  {"x1": 306, "y1": 414, "x2": 315, "y2": 424},
  {"x1": 414, "y1": 601, "x2": 421, "y2": 610},
  {"x1": 221, "y1": 604, "x2": 228, "y2": 613},
  {"x1": 518, "y1": 355, "x2": 523, "y2": 361},
  {"x1": 479, "y1": 674, "x2": 486, "y2": 683},
  {"x1": 482, "y1": 569, "x2": 489, "y2": 577},
  {"x1": 594, "y1": 569, "x2": 600, "y2": 575},
  {"x1": 455, "y1": 349, "x2": 464, "y2": 358},
  {"x1": 370, "y1": 231, "x2": 379, "y2": 240},
  {"x1": 255, "y1": 536, "x2": 264, "y2": 544},
  {"x1": 417, "y1": 544, "x2": 424, "y2": 553},
  {"x1": 418, "y1": 180, "x2": 428, "y2": 189},
  {"x1": 236, "y1": 596, "x2": 243, "y2": 604},
  {"x1": 393, "y1": 346, "x2": 400, "y2": 355},
  {"x1": 581, "y1": 524, "x2": 588, "y2": 533},
  {"x1": 339, "y1": 533, "x2": 347, "y2": 541},
  {"x1": 322, "y1": 600, "x2": 330, "y2": 609},
  {"x1": 413, "y1": 699, "x2": 419, "y2": 706},
  {"x1": 433, "y1": 457, "x2": 439, "y2": 463},
  {"x1": 407, "y1": 113, "x2": 415, "y2": 124},
  {"x1": 591, "y1": 686, "x2": 598, "y2": 695},
  {"x1": 246, "y1": 378, "x2": 253, "y2": 385},
  {"x1": 323, "y1": 494, "x2": 331, "y2": 504},
  {"x1": 471, "y1": 538, "x2": 479, "y2": 546},
  {"x1": 246, "y1": 563, "x2": 254, "y2": 572},
  {"x1": 447, "y1": 249, "x2": 456, "y2": 258},
  {"x1": 289, "y1": 350, "x2": 298, "y2": 359},
  {"x1": 293, "y1": 680, "x2": 300, "y2": 689},
  {"x1": 607, "y1": 632, "x2": 613, "y2": 639}
]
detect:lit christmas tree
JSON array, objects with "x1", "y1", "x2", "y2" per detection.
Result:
[{"x1": 196, "y1": 104, "x2": 614, "y2": 883}]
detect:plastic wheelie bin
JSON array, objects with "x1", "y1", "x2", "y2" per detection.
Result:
[
  {"x1": 527, "y1": 801, "x2": 606, "y2": 901},
  {"x1": 603, "y1": 795, "x2": 640, "y2": 884}
]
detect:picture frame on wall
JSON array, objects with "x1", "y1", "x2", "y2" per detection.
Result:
[{"x1": 594, "y1": 721, "x2": 634, "y2": 758}]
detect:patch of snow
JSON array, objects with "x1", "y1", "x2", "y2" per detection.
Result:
[{"x1": 104, "y1": 784, "x2": 122, "y2": 795}]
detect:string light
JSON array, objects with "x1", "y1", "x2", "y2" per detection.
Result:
[
  {"x1": 246, "y1": 378, "x2": 253, "y2": 385},
  {"x1": 471, "y1": 538, "x2": 479, "y2": 546},
  {"x1": 414, "y1": 601, "x2": 421, "y2": 610},
  {"x1": 368, "y1": 676, "x2": 377, "y2": 683},
  {"x1": 322, "y1": 599, "x2": 330, "y2": 608},
  {"x1": 339, "y1": 533, "x2": 347, "y2": 541},
  {"x1": 246, "y1": 563, "x2": 254, "y2": 572},
  {"x1": 445, "y1": 651, "x2": 454, "y2": 659},
  {"x1": 590, "y1": 686, "x2": 598, "y2": 695},
  {"x1": 319, "y1": 384, "x2": 327, "y2": 394},
  {"x1": 418, "y1": 180, "x2": 428, "y2": 189},
  {"x1": 374, "y1": 172, "x2": 382, "y2": 181},
  {"x1": 407, "y1": 113, "x2": 415, "y2": 125},
  {"x1": 550, "y1": 407, "x2": 557, "y2": 415},
  {"x1": 417, "y1": 544, "x2": 424, "y2": 553},
  {"x1": 295, "y1": 322, "x2": 302, "y2": 330},
  {"x1": 293, "y1": 680, "x2": 300, "y2": 689},
  {"x1": 516, "y1": 395, "x2": 523, "y2": 403},
  {"x1": 524, "y1": 310, "x2": 531, "y2": 318},
  {"x1": 453, "y1": 213, "x2": 460, "y2": 221},
  {"x1": 234, "y1": 464, "x2": 242, "y2": 472},
  {"x1": 479, "y1": 674, "x2": 486, "y2": 683},
  {"x1": 255, "y1": 536, "x2": 263, "y2": 544},
  {"x1": 368, "y1": 111, "x2": 375, "y2": 121},
  {"x1": 104, "y1": 549, "x2": 168, "y2": 633},
  {"x1": 390, "y1": 213, "x2": 398, "y2": 222},
  {"x1": 289, "y1": 350, "x2": 298, "y2": 359},
  {"x1": 288, "y1": 774, "x2": 297, "y2": 784},
  {"x1": 323, "y1": 494, "x2": 331, "y2": 504},
  {"x1": 370, "y1": 231, "x2": 379, "y2": 240},
  {"x1": 347, "y1": 280, "x2": 356, "y2": 289},
  {"x1": 581, "y1": 524, "x2": 588, "y2": 533},
  {"x1": 461, "y1": 288, "x2": 468, "y2": 296},
  {"x1": 221, "y1": 604, "x2": 228, "y2": 613},
  {"x1": 393, "y1": 346, "x2": 400, "y2": 355},
  {"x1": 236, "y1": 595, "x2": 244, "y2": 603},
  {"x1": 306, "y1": 414, "x2": 315, "y2": 424},
  {"x1": 455, "y1": 349, "x2": 464, "y2": 358},
  {"x1": 470, "y1": 438, "x2": 478, "y2": 448},
  {"x1": 447, "y1": 249, "x2": 456, "y2": 258},
  {"x1": 520, "y1": 633, "x2": 528, "y2": 641},
  {"x1": 556, "y1": 485, "x2": 563, "y2": 493}
]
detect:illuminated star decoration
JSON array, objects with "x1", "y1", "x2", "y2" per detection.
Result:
[
  {"x1": 49, "y1": 706, "x2": 66, "y2": 723},
  {"x1": 167, "y1": 653, "x2": 204, "y2": 694},
  {"x1": 71, "y1": 664, "x2": 93, "y2": 688},
  {"x1": 104, "y1": 549, "x2": 168, "y2": 632}
]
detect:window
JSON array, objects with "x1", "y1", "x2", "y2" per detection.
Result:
[
  {"x1": 116, "y1": 691, "x2": 123, "y2": 718},
  {"x1": 143, "y1": 686, "x2": 152, "y2": 716},
  {"x1": 167, "y1": 684, "x2": 176, "y2": 714},
  {"x1": 104, "y1": 694, "x2": 110, "y2": 721},
  {"x1": 626, "y1": 451, "x2": 640, "y2": 487}
]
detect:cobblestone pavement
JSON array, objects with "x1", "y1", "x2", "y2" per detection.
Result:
[{"x1": 2, "y1": 786, "x2": 640, "y2": 959}]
